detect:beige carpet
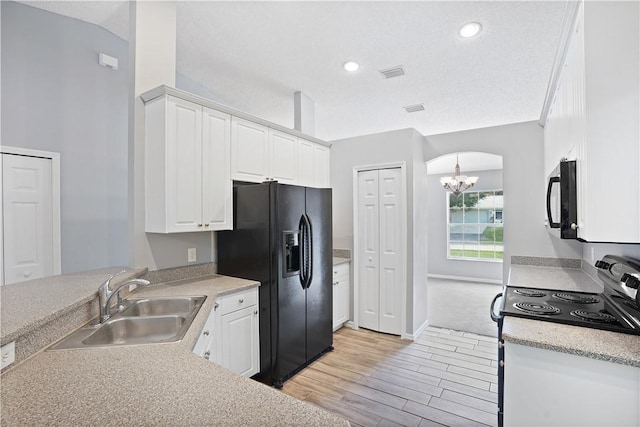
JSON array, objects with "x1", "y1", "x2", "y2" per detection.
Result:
[{"x1": 427, "y1": 277, "x2": 502, "y2": 337}]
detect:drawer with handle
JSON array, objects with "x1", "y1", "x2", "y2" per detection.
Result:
[
  {"x1": 216, "y1": 288, "x2": 258, "y2": 315},
  {"x1": 333, "y1": 263, "x2": 349, "y2": 280}
]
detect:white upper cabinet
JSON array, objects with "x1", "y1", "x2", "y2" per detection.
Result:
[
  {"x1": 298, "y1": 138, "x2": 330, "y2": 188},
  {"x1": 313, "y1": 143, "x2": 331, "y2": 188},
  {"x1": 231, "y1": 122, "x2": 329, "y2": 187},
  {"x1": 269, "y1": 129, "x2": 298, "y2": 184},
  {"x1": 231, "y1": 117, "x2": 269, "y2": 183},
  {"x1": 143, "y1": 86, "x2": 331, "y2": 228},
  {"x1": 202, "y1": 107, "x2": 232, "y2": 229},
  {"x1": 543, "y1": 1, "x2": 639, "y2": 243},
  {"x1": 145, "y1": 95, "x2": 232, "y2": 233},
  {"x1": 297, "y1": 138, "x2": 315, "y2": 187}
]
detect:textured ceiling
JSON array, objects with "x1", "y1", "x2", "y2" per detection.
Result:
[{"x1": 16, "y1": 1, "x2": 569, "y2": 142}]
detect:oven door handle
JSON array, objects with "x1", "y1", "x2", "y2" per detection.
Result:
[{"x1": 490, "y1": 293, "x2": 504, "y2": 323}]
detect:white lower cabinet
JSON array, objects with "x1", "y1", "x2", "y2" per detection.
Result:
[
  {"x1": 194, "y1": 287, "x2": 259, "y2": 377},
  {"x1": 504, "y1": 342, "x2": 640, "y2": 426},
  {"x1": 332, "y1": 263, "x2": 350, "y2": 331}
]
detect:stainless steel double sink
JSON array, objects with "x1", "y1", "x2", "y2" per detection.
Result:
[{"x1": 49, "y1": 296, "x2": 206, "y2": 350}]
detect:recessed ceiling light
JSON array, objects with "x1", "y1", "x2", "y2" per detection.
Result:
[
  {"x1": 344, "y1": 61, "x2": 360, "y2": 72},
  {"x1": 459, "y1": 22, "x2": 482, "y2": 38}
]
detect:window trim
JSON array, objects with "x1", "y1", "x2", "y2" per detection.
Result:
[{"x1": 446, "y1": 189, "x2": 504, "y2": 263}]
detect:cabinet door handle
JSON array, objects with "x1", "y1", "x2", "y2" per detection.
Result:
[
  {"x1": 204, "y1": 351, "x2": 210, "y2": 360},
  {"x1": 205, "y1": 223, "x2": 210, "y2": 227},
  {"x1": 203, "y1": 330, "x2": 210, "y2": 336},
  {"x1": 197, "y1": 224, "x2": 203, "y2": 227},
  {"x1": 333, "y1": 282, "x2": 338, "y2": 286},
  {"x1": 214, "y1": 302, "x2": 219, "y2": 310},
  {"x1": 254, "y1": 310, "x2": 258, "y2": 315},
  {"x1": 239, "y1": 298, "x2": 244, "y2": 303}
]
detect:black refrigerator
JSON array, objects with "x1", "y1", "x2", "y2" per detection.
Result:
[{"x1": 217, "y1": 181, "x2": 333, "y2": 388}]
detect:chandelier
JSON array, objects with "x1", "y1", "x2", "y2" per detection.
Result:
[{"x1": 440, "y1": 154, "x2": 479, "y2": 195}]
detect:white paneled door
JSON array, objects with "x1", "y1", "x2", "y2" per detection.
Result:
[
  {"x1": 357, "y1": 168, "x2": 403, "y2": 335},
  {"x1": 2, "y1": 154, "x2": 54, "y2": 284}
]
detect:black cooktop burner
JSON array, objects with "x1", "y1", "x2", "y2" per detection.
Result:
[
  {"x1": 552, "y1": 293, "x2": 600, "y2": 304},
  {"x1": 514, "y1": 289, "x2": 546, "y2": 297},
  {"x1": 513, "y1": 302, "x2": 561, "y2": 315},
  {"x1": 570, "y1": 310, "x2": 617, "y2": 323},
  {"x1": 501, "y1": 285, "x2": 640, "y2": 335}
]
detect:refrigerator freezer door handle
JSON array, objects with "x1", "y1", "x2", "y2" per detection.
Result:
[
  {"x1": 304, "y1": 214, "x2": 313, "y2": 289},
  {"x1": 298, "y1": 215, "x2": 308, "y2": 289}
]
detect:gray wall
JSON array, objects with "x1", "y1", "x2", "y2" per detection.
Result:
[
  {"x1": 583, "y1": 243, "x2": 640, "y2": 267},
  {"x1": 426, "y1": 168, "x2": 503, "y2": 282},
  {"x1": 2, "y1": 2, "x2": 129, "y2": 273},
  {"x1": 425, "y1": 121, "x2": 583, "y2": 282},
  {"x1": 331, "y1": 128, "x2": 428, "y2": 336}
]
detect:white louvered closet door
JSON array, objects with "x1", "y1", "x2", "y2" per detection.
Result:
[{"x1": 357, "y1": 168, "x2": 403, "y2": 335}]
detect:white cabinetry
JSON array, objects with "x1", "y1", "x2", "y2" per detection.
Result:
[
  {"x1": 543, "y1": 2, "x2": 639, "y2": 242},
  {"x1": 504, "y1": 342, "x2": 640, "y2": 426},
  {"x1": 145, "y1": 95, "x2": 232, "y2": 233},
  {"x1": 231, "y1": 117, "x2": 269, "y2": 183},
  {"x1": 268, "y1": 129, "x2": 298, "y2": 184},
  {"x1": 298, "y1": 139, "x2": 330, "y2": 188},
  {"x1": 332, "y1": 262, "x2": 350, "y2": 331},
  {"x1": 313, "y1": 143, "x2": 331, "y2": 188},
  {"x1": 232, "y1": 126, "x2": 329, "y2": 187},
  {"x1": 194, "y1": 287, "x2": 259, "y2": 378}
]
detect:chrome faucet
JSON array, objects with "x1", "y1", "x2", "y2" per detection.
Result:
[{"x1": 98, "y1": 271, "x2": 150, "y2": 323}]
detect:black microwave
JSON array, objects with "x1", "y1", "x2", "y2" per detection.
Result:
[{"x1": 546, "y1": 159, "x2": 578, "y2": 239}]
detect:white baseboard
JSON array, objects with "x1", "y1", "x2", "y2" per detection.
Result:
[
  {"x1": 402, "y1": 319, "x2": 429, "y2": 341},
  {"x1": 428, "y1": 273, "x2": 503, "y2": 285},
  {"x1": 344, "y1": 321, "x2": 356, "y2": 329}
]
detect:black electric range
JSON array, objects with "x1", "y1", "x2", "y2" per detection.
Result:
[
  {"x1": 490, "y1": 255, "x2": 640, "y2": 427},
  {"x1": 500, "y1": 255, "x2": 640, "y2": 335}
]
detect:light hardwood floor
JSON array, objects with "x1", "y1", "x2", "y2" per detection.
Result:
[{"x1": 281, "y1": 326, "x2": 498, "y2": 427}]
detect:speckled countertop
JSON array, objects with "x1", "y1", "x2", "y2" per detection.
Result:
[
  {"x1": 504, "y1": 265, "x2": 640, "y2": 367},
  {"x1": 0, "y1": 275, "x2": 348, "y2": 426},
  {"x1": 1, "y1": 267, "x2": 146, "y2": 345},
  {"x1": 508, "y1": 264, "x2": 603, "y2": 293},
  {"x1": 333, "y1": 257, "x2": 350, "y2": 266}
]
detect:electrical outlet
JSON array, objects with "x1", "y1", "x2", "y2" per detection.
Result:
[
  {"x1": 188, "y1": 248, "x2": 197, "y2": 263},
  {"x1": 1, "y1": 341, "x2": 15, "y2": 369}
]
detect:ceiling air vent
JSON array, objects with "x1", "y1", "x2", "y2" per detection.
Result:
[
  {"x1": 379, "y1": 66, "x2": 405, "y2": 79},
  {"x1": 404, "y1": 104, "x2": 425, "y2": 113}
]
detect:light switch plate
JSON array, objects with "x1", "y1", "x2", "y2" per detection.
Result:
[{"x1": 1, "y1": 341, "x2": 16, "y2": 369}]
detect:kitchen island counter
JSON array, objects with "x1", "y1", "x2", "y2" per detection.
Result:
[
  {"x1": 0, "y1": 275, "x2": 348, "y2": 426},
  {"x1": 504, "y1": 264, "x2": 640, "y2": 367}
]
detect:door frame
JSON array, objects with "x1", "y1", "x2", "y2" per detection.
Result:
[
  {"x1": 352, "y1": 161, "x2": 407, "y2": 338},
  {"x1": 1, "y1": 146, "x2": 62, "y2": 284}
]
